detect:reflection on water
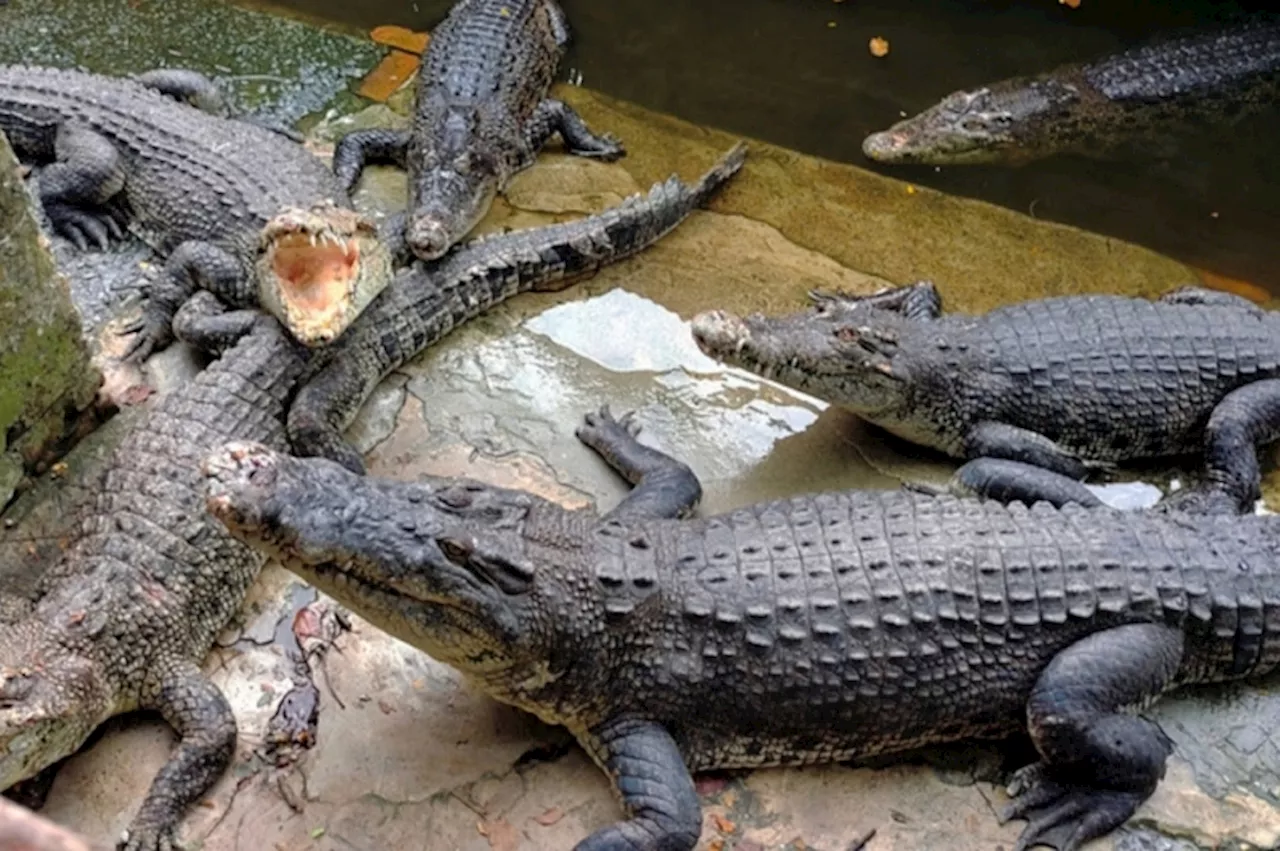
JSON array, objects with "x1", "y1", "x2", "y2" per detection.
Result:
[{"x1": 249, "y1": 0, "x2": 1280, "y2": 292}]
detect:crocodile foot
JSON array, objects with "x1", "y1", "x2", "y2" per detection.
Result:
[
  {"x1": 1000, "y1": 762, "x2": 1146, "y2": 851},
  {"x1": 45, "y1": 201, "x2": 127, "y2": 250},
  {"x1": 118, "y1": 309, "x2": 172, "y2": 364},
  {"x1": 118, "y1": 821, "x2": 182, "y2": 851}
]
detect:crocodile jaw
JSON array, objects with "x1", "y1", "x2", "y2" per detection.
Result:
[
  {"x1": 257, "y1": 204, "x2": 393, "y2": 346},
  {"x1": 862, "y1": 85, "x2": 1032, "y2": 166},
  {"x1": 201, "y1": 443, "x2": 532, "y2": 679}
]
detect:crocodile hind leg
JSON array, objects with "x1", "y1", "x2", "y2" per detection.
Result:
[
  {"x1": 964, "y1": 422, "x2": 1103, "y2": 481},
  {"x1": 36, "y1": 120, "x2": 128, "y2": 250},
  {"x1": 119, "y1": 241, "x2": 249, "y2": 362},
  {"x1": 932, "y1": 458, "x2": 1104, "y2": 508},
  {"x1": 522, "y1": 99, "x2": 625, "y2": 163},
  {"x1": 133, "y1": 68, "x2": 304, "y2": 141},
  {"x1": 331, "y1": 129, "x2": 410, "y2": 194},
  {"x1": 1002, "y1": 623, "x2": 1181, "y2": 851},
  {"x1": 574, "y1": 718, "x2": 702, "y2": 851},
  {"x1": 575, "y1": 407, "x2": 703, "y2": 521},
  {"x1": 119, "y1": 659, "x2": 237, "y2": 851}
]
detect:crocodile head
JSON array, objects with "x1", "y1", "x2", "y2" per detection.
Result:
[
  {"x1": 0, "y1": 621, "x2": 113, "y2": 789},
  {"x1": 406, "y1": 107, "x2": 501, "y2": 260},
  {"x1": 406, "y1": 157, "x2": 499, "y2": 261},
  {"x1": 691, "y1": 293, "x2": 912, "y2": 414},
  {"x1": 202, "y1": 443, "x2": 562, "y2": 698},
  {"x1": 862, "y1": 79, "x2": 1079, "y2": 166},
  {"x1": 256, "y1": 202, "x2": 394, "y2": 346}
]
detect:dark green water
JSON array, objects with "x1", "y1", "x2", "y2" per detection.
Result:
[{"x1": 255, "y1": 0, "x2": 1280, "y2": 292}]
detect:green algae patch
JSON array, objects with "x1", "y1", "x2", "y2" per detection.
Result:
[
  {"x1": 0, "y1": 0, "x2": 383, "y2": 128},
  {"x1": 0, "y1": 134, "x2": 100, "y2": 507}
]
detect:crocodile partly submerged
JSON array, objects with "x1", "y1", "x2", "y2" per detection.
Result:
[
  {"x1": 691, "y1": 281, "x2": 1280, "y2": 513},
  {"x1": 203, "y1": 406, "x2": 1280, "y2": 851},
  {"x1": 862, "y1": 19, "x2": 1280, "y2": 166},
  {"x1": 0, "y1": 65, "x2": 394, "y2": 359},
  {"x1": 0, "y1": 148, "x2": 743, "y2": 850},
  {"x1": 332, "y1": 0, "x2": 625, "y2": 261},
  {"x1": 289, "y1": 143, "x2": 746, "y2": 474}
]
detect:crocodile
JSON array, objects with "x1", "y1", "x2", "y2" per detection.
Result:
[
  {"x1": 0, "y1": 64, "x2": 394, "y2": 359},
  {"x1": 862, "y1": 19, "x2": 1280, "y2": 166},
  {"x1": 690, "y1": 281, "x2": 1280, "y2": 513},
  {"x1": 202, "y1": 405, "x2": 1280, "y2": 851},
  {"x1": 0, "y1": 296, "x2": 311, "y2": 851},
  {"x1": 0, "y1": 148, "x2": 742, "y2": 849},
  {"x1": 331, "y1": 0, "x2": 625, "y2": 261},
  {"x1": 288, "y1": 142, "x2": 746, "y2": 474}
]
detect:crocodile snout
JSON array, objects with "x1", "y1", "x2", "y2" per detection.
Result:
[
  {"x1": 406, "y1": 216, "x2": 451, "y2": 260},
  {"x1": 690, "y1": 310, "x2": 751, "y2": 358},
  {"x1": 201, "y1": 441, "x2": 280, "y2": 530}
]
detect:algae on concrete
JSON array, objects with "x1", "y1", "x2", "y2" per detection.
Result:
[{"x1": 0, "y1": 132, "x2": 100, "y2": 508}]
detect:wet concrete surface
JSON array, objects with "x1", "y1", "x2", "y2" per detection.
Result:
[{"x1": 4, "y1": 34, "x2": 1280, "y2": 851}]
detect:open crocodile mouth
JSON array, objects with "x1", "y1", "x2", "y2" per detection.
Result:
[
  {"x1": 257, "y1": 204, "x2": 388, "y2": 346},
  {"x1": 268, "y1": 230, "x2": 360, "y2": 337}
]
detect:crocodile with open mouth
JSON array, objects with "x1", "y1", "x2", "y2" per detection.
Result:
[{"x1": 0, "y1": 64, "x2": 395, "y2": 360}]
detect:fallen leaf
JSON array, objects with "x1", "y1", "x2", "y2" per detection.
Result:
[
  {"x1": 357, "y1": 50, "x2": 420, "y2": 102},
  {"x1": 1060, "y1": 0, "x2": 1081, "y2": 7},
  {"x1": 533, "y1": 807, "x2": 564, "y2": 826},
  {"x1": 377, "y1": 699, "x2": 396, "y2": 714},
  {"x1": 309, "y1": 826, "x2": 326, "y2": 839},
  {"x1": 869, "y1": 36, "x2": 890, "y2": 57},
  {"x1": 707, "y1": 841, "x2": 725, "y2": 851},
  {"x1": 370, "y1": 24, "x2": 430, "y2": 54},
  {"x1": 1192, "y1": 266, "x2": 1270, "y2": 304},
  {"x1": 712, "y1": 814, "x2": 736, "y2": 834},
  {"x1": 119, "y1": 383, "x2": 156, "y2": 405},
  {"x1": 479, "y1": 818, "x2": 521, "y2": 851}
]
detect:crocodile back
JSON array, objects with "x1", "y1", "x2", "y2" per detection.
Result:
[
  {"x1": 412, "y1": 0, "x2": 565, "y2": 175},
  {"x1": 895, "y1": 294, "x2": 1280, "y2": 460},
  {"x1": 0, "y1": 65, "x2": 347, "y2": 255},
  {"x1": 566, "y1": 490, "x2": 1280, "y2": 770},
  {"x1": 32, "y1": 321, "x2": 308, "y2": 703},
  {"x1": 1083, "y1": 19, "x2": 1280, "y2": 103}
]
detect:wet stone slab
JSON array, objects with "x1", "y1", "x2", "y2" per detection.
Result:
[{"x1": 8, "y1": 72, "x2": 1280, "y2": 851}]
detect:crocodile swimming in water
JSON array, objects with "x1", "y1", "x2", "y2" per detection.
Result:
[
  {"x1": 288, "y1": 143, "x2": 746, "y2": 474},
  {"x1": 691, "y1": 281, "x2": 1280, "y2": 513},
  {"x1": 203, "y1": 405, "x2": 1280, "y2": 851},
  {"x1": 331, "y1": 0, "x2": 625, "y2": 261},
  {"x1": 862, "y1": 19, "x2": 1280, "y2": 166},
  {"x1": 0, "y1": 147, "x2": 743, "y2": 851},
  {"x1": 0, "y1": 65, "x2": 395, "y2": 360}
]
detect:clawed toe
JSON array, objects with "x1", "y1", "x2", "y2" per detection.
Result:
[{"x1": 1001, "y1": 766, "x2": 1144, "y2": 851}]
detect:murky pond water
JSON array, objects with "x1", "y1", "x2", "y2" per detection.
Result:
[{"x1": 251, "y1": 0, "x2": 1280, "y2": 293}]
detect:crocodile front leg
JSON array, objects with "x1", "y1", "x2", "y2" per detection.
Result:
[
  {"x1": 120, "y1": 241, "x2": 249, "y2": 362},
  {"x1": 521, "y1": 99, "x2": 625, "y2": 165},
  {"x1": 331, "y1": 129, "x2": 410, "y2": 194},
  {"x1": 575, "y1": 407, "x2": 703, "y2": 522},
  {"x1": 1002, "y1": 623, "x2": 1181, "y2": 851},
  {"x1": 809, "y1": 280, "x2": 943, "y2": 320},
  {"x1": 575, "y1": 718, "x2": 701, "y2": 851},
  {"x1": 965, "y1": 422, "x2": 1097, "y2": 480},
  {"x1": 119, "y1": 660, "x2": 237, "y2": 851},
  {"x1": 37, "y1": 120, "x2": 128, "y2": 249}
]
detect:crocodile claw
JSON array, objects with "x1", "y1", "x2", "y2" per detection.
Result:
[
  {"x1": 576, "y1": 406, "x2": 642, "y2": 448},
  {"x1": 1001, "y1": 763, "x2": 1145, "y2": 851},
  {"x1": 118, "y1": 311, "x2": 171, "y2": 363},
  {"x1": 46, "y1": 203, "x2": 127, "y2": 251}
]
